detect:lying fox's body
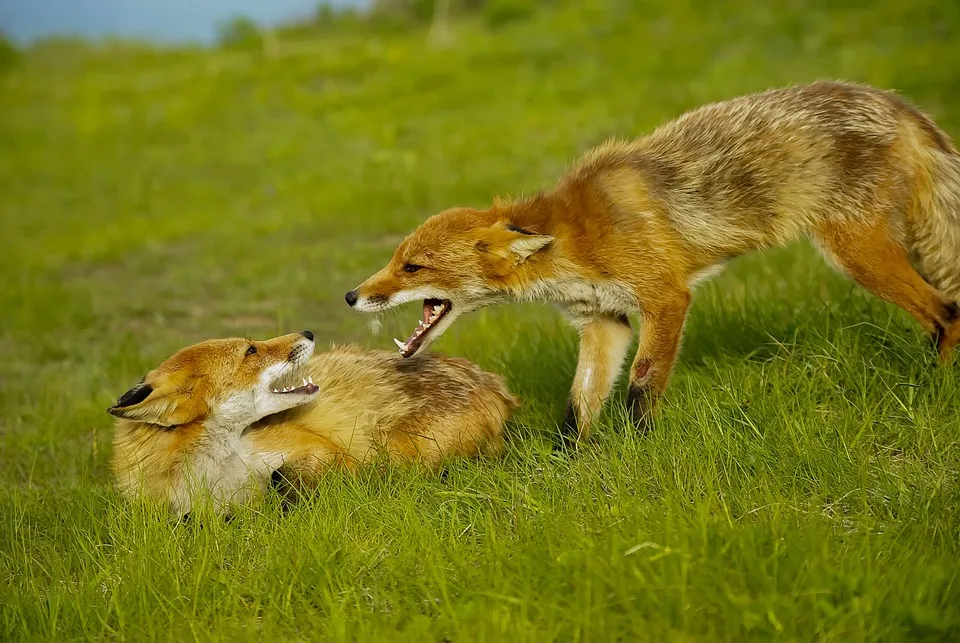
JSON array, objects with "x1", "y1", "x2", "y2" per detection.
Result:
[
  {"x1": 110, "y1": 332, "x2": 516, "y2": 515},
  {"x1": 347, "y1": 81, "x2": 960, "y2": 443}
]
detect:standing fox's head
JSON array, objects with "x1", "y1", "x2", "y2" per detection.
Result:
[
  {"x1": 110, "y1": 331, "x2": 320, "y2": 514},
  {"x1": 345, "y1": 205, "x2": 554, "y2": 357}
]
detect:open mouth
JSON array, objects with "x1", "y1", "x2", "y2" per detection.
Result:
[
  {"x1": 270, "y1": 377, "x2": 319, "y2": 395},
  {"x1": 393, "y1": 298, "x2": 452, "y2": 358},
  {"x1": 269, "y1": 371, "x2": 319, "y2": 396}
]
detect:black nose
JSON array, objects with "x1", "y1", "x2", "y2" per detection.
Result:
[
  {"x1": 345, "y1": 290, "x2": 358, "y2": 307},
  {"x1": 300, "y1": 330, "x2": 314, "y2": 341}
]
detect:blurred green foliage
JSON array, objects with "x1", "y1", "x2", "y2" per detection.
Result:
[
  {"x1": 215, "y1": 16, "x2": 264, "y2": 49},
  {"x1": 1, "y1": 1, "x2": 960, "y2": 640},
  {"x1": 0, "y1": 32, "x2": 18, "y2": 71}
]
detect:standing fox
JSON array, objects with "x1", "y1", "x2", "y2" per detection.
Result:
[
  {"x1": 345, "y1": 81, "x2": 960, "y2": 444},
  {"x1": 110, "y1": 331, "x2": 516, "y2": 515}
]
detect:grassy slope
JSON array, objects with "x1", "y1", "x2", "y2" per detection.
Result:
[{"x1": 2, "y1": 0, "x2": 960, "y2": 640}]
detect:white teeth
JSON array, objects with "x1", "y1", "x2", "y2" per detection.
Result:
[
  {"x1": 302, "y1": 378, "x2": 308, "y2": 386},
  {"x1": 394, "y1": 338, "x2": 406, "y2": 350},
  {"x1": 308, "y1": 376, "x2": 314, "y2": 384},
  {"x1": 433, "y1": 305, "x2": 443, "y2": 314}
]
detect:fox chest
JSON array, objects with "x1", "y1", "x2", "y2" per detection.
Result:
[
  {"x1": 548, "y1": 279, "x2": 637, "y2": 318},
  {"x1": 180, "y1": 438, "x2": 283, "y2": 506}
]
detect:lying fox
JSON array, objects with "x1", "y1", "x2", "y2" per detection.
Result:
[
  {"x1": 109, "y1": 331, "x2": 516, "y2": 515},
  {"x1": 346, "y1": 81, "x2": 960, "y2": 444}
]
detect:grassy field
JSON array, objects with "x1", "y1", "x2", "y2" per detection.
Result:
[{"x1": 2, "y1": 0, "x2": 960, "y2": 640}]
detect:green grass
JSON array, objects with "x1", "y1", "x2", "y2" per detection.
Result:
[{"x1": 3, "y1": 1, "x2": 960, "y2": 640}]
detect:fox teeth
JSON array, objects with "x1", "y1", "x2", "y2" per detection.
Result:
[
  {"x1": 302, "y1": 378, "x2": 308, "y2": 386},
  {"x1": 394, "y1": 338, "x2": 406, "y2": 350},
  {"x1": 433, "y1": 305, "x2": 443, "y2": 314},
  {"x1": 307, "y1": 376, "x2": 314, "y2": 385}
]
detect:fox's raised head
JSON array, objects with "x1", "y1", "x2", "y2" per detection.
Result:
[
  {"x1": 346, "y1": 204, "x2": 554, "y2": 357},
  {"x1": 110, "y1": 331, "x2": 320, "y2": 514},
  {"x1": 108, "y1": 331, "x2": 320, "y2": 429}
]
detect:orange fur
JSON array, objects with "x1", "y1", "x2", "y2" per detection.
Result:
[
  {"x1": 110, "y1": 333, "x2": 517, "y2": 515},
  {"x1": 348, "y1": 81, "x2": 960, "y2": 444}
]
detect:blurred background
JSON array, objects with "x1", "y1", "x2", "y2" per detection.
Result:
[
  {"x1": 3, "y1": 4, "x2": 960, "y2": 639},
  {"x1": 1, "y1": 0, "x2": 959, "y2": 477},
  {"x1": 2, "y1": 0, "x2": 342, "y2": 44}
]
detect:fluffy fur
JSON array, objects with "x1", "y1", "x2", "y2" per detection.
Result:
[
  {"x1": 347, "y1": 81, "x2": 960, "y2": 444},
  {"x1": 110, "y1": 332, "x2": 517, "y2": 515}
]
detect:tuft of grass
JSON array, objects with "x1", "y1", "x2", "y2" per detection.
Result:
[{"x1": 2, "y1": 1, "x2": 960, "y2": 640}]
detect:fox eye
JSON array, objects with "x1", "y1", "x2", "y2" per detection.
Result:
[
  {"x1": 245, "y1": 345, "x2": 257, "y2": 356},
  {"x1": 403, "y1": 264, "x2": 424, "y2": 273}
]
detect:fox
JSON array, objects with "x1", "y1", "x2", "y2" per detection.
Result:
[
  {"x1": 345, "y1": 80, "x2": 960, "y2": 445},
  {"x1": 109, "y1": 330, "x2": 517, "y2": 515}
]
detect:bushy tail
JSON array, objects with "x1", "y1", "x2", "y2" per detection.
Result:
[{"x1": 911, "y1": 150, "x2": 960, "y2": 302}]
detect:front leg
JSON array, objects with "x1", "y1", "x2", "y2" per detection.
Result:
[
  {"x1": 561, "y1": 314, "x2": 634, "y2": 446},
  {"x1": 627, "y1": 289, "x2": 691, "y2": 429}
]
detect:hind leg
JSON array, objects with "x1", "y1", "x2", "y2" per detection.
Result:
[
  {"x1": 813, "y1": 218, "x2": 960, "y2": 362},
  {"x1": 625, "y1": 288, "x2": 692, "y2": 428}
]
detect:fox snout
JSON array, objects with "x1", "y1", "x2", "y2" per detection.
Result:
[
  {"x1": 345, "y1": 280, "x2": 395, "y2": 312},
  {"x1": 345, "y1": 290, "x2": 389, "y2": 310},
  {"x1": 284, "y1": 331, "x2": 317, "y2": 369},
  {"x1": 290, "y1": 330, "x2": 315, "y2": 355}
]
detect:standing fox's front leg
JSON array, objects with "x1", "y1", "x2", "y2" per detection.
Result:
[
  {"x1": 561, "y1": 314, "x2": 633, "y2": 444},
  {"x1": 626, "y1": 289, "x2": 692, "y2": 428}
]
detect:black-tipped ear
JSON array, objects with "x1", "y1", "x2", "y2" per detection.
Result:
[
  {"x1": 477, "y1": 220, "x2": 554, "y2": 265},
  {"x1": 108, "y1": 382, "x2": 153, "y2": 416},
  {"x1": 505, "y1": 230, "x2": 553, "y2": 260},
  {"x1": 506, "y1": 224, "x2": 536, "y2": 235}
]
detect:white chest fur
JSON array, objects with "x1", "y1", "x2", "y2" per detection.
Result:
[
  {"x1": 530, "y1": 276, "x2": 637, "y2": 318},
  {"x1": 170, "y1": 427, "x2": 286, "y2": 515}
]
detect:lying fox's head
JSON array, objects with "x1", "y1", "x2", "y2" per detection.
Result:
[
  {"x1": 110, "y1": 331, "x2": 320, "y2": 514},
  {"x1": 108, "y1": 330, "x2": 319, "y2": 429},
  {"x1": 345, "y1": 205, "x2": 554, "y2": 357}
]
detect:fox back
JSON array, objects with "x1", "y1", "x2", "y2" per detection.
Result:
[{"x1": 347, "y1": 81, "x2": 960, "y2": 441}]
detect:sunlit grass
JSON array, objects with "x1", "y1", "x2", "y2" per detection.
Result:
[{"x1": 1, "y1": 1, "x2": 959, "y2": 640}]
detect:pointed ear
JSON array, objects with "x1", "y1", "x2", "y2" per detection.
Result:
[
  {"x1": 507, "y1": 231, "x2": 554, "y2": 260},
  {"x1": 478, "y1": 222, "x2": 554, "y2": 264},
  {"x1": 107, "y1": 378, "x2": 205, "y2": 427}
]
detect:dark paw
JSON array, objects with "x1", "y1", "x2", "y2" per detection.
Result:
[
  {"x1": 626, "y1": 385, "x2": 654, "y2": 433},
  {"x1": 934, "y1": 302, "x2": 960, "y2": 352},
  {"x1": 553, "y1": 401, "x2": 581, "y2": 453}
]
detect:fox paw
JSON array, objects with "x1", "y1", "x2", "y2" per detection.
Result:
[
  {"x1": 626, "y1": 385, "x2": 655, "y2": 433},
  {"x1": 935, "y1": 302, "x2": 960, "y2": 363},
  {"x1": 553, "y1": 402, "x2": 582, "y2": 452}
]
